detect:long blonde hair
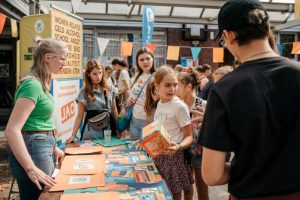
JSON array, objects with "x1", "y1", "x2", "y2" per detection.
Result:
[{"x1": 29, "y1": 37, "x2": 67, "y2": 91}]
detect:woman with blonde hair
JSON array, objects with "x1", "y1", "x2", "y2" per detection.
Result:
[
  {"x1": 66, "y1": 59, "x2": 118, "y2": 142},
  {"x1": 5, "y1": 37, "x2": 66, "y2": 200}
]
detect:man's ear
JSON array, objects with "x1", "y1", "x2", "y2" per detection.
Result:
[{"x1": 224, "y1": 30, "x2": 236, "y2": 44}]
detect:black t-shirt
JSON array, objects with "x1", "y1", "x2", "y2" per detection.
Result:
[{"x1": 199, "y1": 57, "x2": 300, "y2": 198}]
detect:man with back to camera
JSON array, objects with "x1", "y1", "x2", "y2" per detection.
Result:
[{"x1": 199, "y1": 0, "x2": 300, "y2": 199}]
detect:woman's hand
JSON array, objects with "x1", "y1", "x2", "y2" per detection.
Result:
[
  {"x1": 125, "y1": 97, "x2": 135, "y2": 108},
  {"x1": 26, "y1": 166, "x2": 56, "y2": 190},
  {"x1": 191, "y1": 106, "x2": 205, "y2": 123},
  {"x1": 54, "y1": 147, "x2": 64, "y2": 168},
  {"x1": 66, "y1": 135, "x2": 76, "y2": 144}
]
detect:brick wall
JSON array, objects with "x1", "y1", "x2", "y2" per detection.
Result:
[{"x1": 166, "y1": 28, "x2": 221, "y2": 69}]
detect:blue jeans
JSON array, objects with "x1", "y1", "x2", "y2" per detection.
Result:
[
  {"x1": 9, "y1": 133, "x2": 56, "y2": 200},
  {"x1": 129, "y1": 116, "x2": 146, "y2": 139}
]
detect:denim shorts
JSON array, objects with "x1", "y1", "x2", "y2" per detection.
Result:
[
  {"x1": 9, "y1": 133, "x2": 56, "y2": 200},
  {"x1": 129, "y1": 115, "x2": 146, "y2": 139}
]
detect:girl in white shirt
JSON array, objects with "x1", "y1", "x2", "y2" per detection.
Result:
[
  {"x1": 126, "y1": 48, "x2": 156, "y2": 138},
  {"x1": 153, "y1": 66, "x2": 194, "y2": 200}
]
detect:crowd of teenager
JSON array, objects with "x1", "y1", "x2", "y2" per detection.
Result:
[{"x1": 5, "y1": 0, "x2": 300, "y2": 200}]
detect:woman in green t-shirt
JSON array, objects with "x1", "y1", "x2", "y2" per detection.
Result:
[{"x1": 5, "y1": 37, "x2": 66, "y2": 200}]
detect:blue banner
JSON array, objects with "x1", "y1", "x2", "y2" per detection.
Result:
[
  {"x1": 277, "y1": 44, "x2": 284, "y2": 56},
  {"x1": 142, "y1": 6, "x2": 155, "y2": 46}
]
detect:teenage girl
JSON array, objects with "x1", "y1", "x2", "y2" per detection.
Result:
[
  {"x1": 154, "y1": 66, "x2": 194, "y2": 200},
  {"x1": 126, "y1": 48, "x2": 156, "y2": 138},
  {"x1": 177, "y1": 68, "x2": 209, "y2": 200}
]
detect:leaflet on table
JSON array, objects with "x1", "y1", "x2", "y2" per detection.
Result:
[
  {"x1": 50, "y1": 172, "x2": 105, "y2": 191},
  {"x1": 60, "y1": 155, "x2": 106, "y2": 175},
  {"x1": 105, "y1": 152, "x2": 152, "y2": 164},
  {"x1": 60, "y1": 191, "x2": 120, "y2": 200},
  {"x1": 64, "y1": 146, "x2": 103, "y2": 155},
  {"x1": 94, "y1": 137, "x2": 134, "y2": 147}
]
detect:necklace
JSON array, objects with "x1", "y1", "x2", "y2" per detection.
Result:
[{"x1": 242, "y1": 50, "x2": 274, "y2": 63}]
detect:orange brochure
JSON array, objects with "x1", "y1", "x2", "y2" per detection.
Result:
[
  {"x1": 64, "y1": 146, "x2": 103, "y2": 155},
  {"x1": 60, "y1": 192, "x2": 120, "y2": 200},
  {"x1": 49, "y1": 172, "x2": 105, "y2": 191},
  {"x1": 97, "y1": 182, "x2": 129, "y2": 191},
  {"x1": 60, "y1": 155, "x2": 106, "y2": 175},
  {"x1": 140, "y1": 120, "x2": 171, "y2": 158}
]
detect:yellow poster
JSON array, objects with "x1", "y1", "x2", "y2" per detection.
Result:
[
  {"x1": 51, "y1": 8, "x2": 82, "y2": 79},
  {"x1": 19, "y1": 8, "x2": 83, "y2": 79},
  {"x1": 20, "y1": 14, "x2": 51, "y2": 78}
]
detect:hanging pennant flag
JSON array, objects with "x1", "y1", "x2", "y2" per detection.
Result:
[
  {"x1": 120, "y1": 41, "x2": 133, "y2": 56},
  {"x1": 213, "y1": 47, "x2": 224, "y2": 63},
  {"x1": 145, "y1": 43, "x2": 157, "y2": 54},
  {"x1": 291, "y1": 42, "x2": 300, "y2": 54},
  {"x1": 277, "y1": 44, "x2": 284, "y2": 56},
  {"x1": 97, "y1": 38, "x2": 110, "y2": 56},
  {"x1": 295, "y1": 0, "x2": 300, "y2": 19},
  {"x1": 142, "y1": 6, "x2": 155, "y2": 46},
  {"x1": 167, "y1": 46, "x2": 180, "y2": 61},
  {"x1": 10, "y1": 18, "x2": 18, "y2": 38},
  {"x1": 0, "y1": 13, "x2": 7, "y2": 35},
  {"x1": 191, "y1": 47, "x2": 201, "y2": 61}
]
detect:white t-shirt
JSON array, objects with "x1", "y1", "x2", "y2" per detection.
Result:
[
  {"x1": 130, "y1": 73, "x2": 152, "y2": 120},
  {"x1": 118, "y1": 69, "x2": 130, "y2": 91},
  {"x1": 154, "y1": 97, "x2": 191, "y2": 143}
]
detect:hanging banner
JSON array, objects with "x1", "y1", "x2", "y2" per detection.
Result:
[
  {"x1": 213, "y1": 47, "x2": 224, "y2": 63},
  {"x1": 142, "y1": 6, "x2": 155, "y2": 46},
  {"x1": 145, "y1": 43, "x2": 157, "y2": 54},
  {"x1": 97, "y1": 37, "x2": 110, "y2": 56},
  {"x1": 167, "y1": 46, "x2": 180, "y2": 61},
  {"x1": 191, "y1": 47, "x2": 201, "y2": 61},
  {"x1": 52, "y1": 79, "x2": 80, "y2": 144},
  {"x1": 291, "y1": 42, "x2": 300, "y2": 54},
  {"x1": 277, "y1": 44, "x2": 284, "y2": 56},
  {"x1": 10, "y1": 18, "x2": 18, "y2": 38},
  {"x1": 0, "y1": 13, "x2": 7, "y2": 35},
  {"x1": 120, "y1": 41, "x2": 133, "y2": 56}
]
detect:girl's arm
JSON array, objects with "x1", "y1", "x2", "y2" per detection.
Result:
[
  {"x1": 112, "y1": 98, "x2": 118, "y2": 120},
  {"x1": 66, "y1": 102, "x2": 85, "y2": 143},
  {"x1": 5, "y1": 98, "x2": 56, "y2": 189},
  {"x1": 201, "y1": 147, "x2": 230, "y2": 186},
  {"x1": 179, "y1": 124, "x2": 193, "y2": 149},
  {"x1": 168, "y1": 124, "x2": 193, "y2": 152},
  {"x1": 118, "y1": 79, "x2": 130, "y2": 95}
]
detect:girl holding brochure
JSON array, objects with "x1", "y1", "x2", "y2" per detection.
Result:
[{"x1": 153, "y1": 66, "x2": 194, "y2": 200}]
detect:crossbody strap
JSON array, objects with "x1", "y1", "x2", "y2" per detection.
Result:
[{"x1": 132, "y1": 73, "x2": 154, "y2": 107}]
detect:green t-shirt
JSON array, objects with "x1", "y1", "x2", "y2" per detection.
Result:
[{"x1": 14, "y1": 78, "x2": 55, "y2": 131}]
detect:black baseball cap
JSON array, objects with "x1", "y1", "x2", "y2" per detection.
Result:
[{"x1": 216, "y1": 0, "x2": 268, "y2": 40}]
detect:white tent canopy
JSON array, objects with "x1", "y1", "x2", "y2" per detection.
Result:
[{"x1": 40, "y1": 0, "x2": 296, "y2": 30}]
